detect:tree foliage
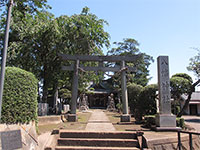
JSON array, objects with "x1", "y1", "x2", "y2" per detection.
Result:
[
  {"x1": 2, "y1": 7, "x2": 110, "y2": 102},
  {"x1": 107, "y1": 38, "x2": 154, "y2": 87},
  {"x1": 0, "y1": 0, "x2": 50, "y2": 14},
  {"x1": 170, "y1": 73, "x2": 193, "y2": 99},
  {"x1": 187, "y1": 50, "x2": 200, "y2": 78}
]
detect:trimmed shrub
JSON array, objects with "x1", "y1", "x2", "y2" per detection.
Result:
[
  {"x1": 1, "y1": 67, "x2": 38, "y2": 124},
  {"x1": 138, "y1": 84, "x2": 158, "y2": 116},
  {"x1": 176, "y1": 117, "x2": 185, "y2": 128},
  {"x1": 144, "y1": 115, "x2": 185, "y2": 128},
  {"x1": 127, "y1": 83, "x2": 143, "y2": 114}
]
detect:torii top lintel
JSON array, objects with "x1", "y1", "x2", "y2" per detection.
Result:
[{"x1": 58, "y1": 54, "x2": 141, "y2": 62}]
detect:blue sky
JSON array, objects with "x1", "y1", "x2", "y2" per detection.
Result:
[{"x1": 48, "y1": 0, "x2": 200, "y2": 84}]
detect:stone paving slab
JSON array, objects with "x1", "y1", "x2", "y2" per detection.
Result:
[
  {"x1": 85, "y1": 109, "x2": 116, "y2": 131},
  {"x1": 183, "y1": 115, "x2": 200, "y2": 132}
]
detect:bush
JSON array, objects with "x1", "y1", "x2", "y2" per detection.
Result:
[
  {"x1": 1, "y1": 67, "x2": 38, "y2": 124},
  {"x1": 127, "y1": 83, "x2": 143, "y2": 114},
  {"x1": 144, "y1": 115, "x2": 185, "y2": 128},
  {"x1": 138, "y1": 84, "x2": 158, "y2": 116},
  {"x1": 176, "y1": 117, "x2": 185, "y2": 128},
  {"x1": 144, "y1": 115, "x2": 156, "y2": 127},
  {"x1": 116, "y1": 103, "x2": 122, "y2": 113}
]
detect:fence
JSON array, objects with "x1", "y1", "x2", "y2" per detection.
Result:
[{"x1": 178, "y1": 130, "x2": 200, "y2": 150}]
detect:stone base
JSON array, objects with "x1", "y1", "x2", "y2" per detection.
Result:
[
  {"x1": 155, "y1": 113, "x2": 176, "y2": 127},
  {"x1": 67, "y1": 114, "x2": 77, "y2": 122},
  {"x1": 120, "y1": 114, "x2": 131, "y2": 122},
  {"x1": 154, "y1": 126, "x2": 181, "y2": 131}
]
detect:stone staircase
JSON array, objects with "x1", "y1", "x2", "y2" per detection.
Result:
[{"x1": 52, "y1": 130, "x2": 141, "y2": 150}]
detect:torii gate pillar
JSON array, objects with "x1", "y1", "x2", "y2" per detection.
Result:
[
  {"x1": 68, "y1": 60, "x2": 79, "y2": 122},
  {"x1": 120, "y1": 60, "x2": 131, "y2": 122}
]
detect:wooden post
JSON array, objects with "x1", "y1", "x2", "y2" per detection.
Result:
[{"x1": 120, "y1": 61, "x2": 130, "y2": 122}]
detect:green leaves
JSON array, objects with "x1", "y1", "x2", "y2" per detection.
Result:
[
  {"x1": 107, "y1": 38, "x2": 154, "y2": 87},
  {"x1": 3, "y1": 7, "x2": 110, "y2": 102},
  {"x1": 170, "y1": 73, "x2": 193, "y2": 99},
  {"x1": 187, "y1": 50, "x2": 200, "y2": 78},
  {"x1": 1, "y1": 0, "x2": 50, "y2": 15},
  {"x1": 2, "y1": 67, "x2": 38, "y2": 124},
  {"x1": 127, "y1": 83, "x2": 143, "y2": 113},
  {"x1": 138, "y1": 84, "x2": 158, "y2": 115}
]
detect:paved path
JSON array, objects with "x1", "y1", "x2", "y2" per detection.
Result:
[
  {"x1": 85, "y1": 109, "x2": 116, "y2": 131},
  {"x1": 183, "y1": 115, "x2": 200, "y2": 132}
]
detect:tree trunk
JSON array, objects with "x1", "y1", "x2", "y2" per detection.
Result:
[
  {"x1": 177, "y1": 79, "x2": 200, "y2": 117},
  {"x1": 38, "y1": 83, "x2": 41, "y2": 103},
  {"x1": 53, "y1": 83, "x2": 58, "y2": 114},
  {"x1": 42, "y1": 65, "x2": 49, "y2": 103}
]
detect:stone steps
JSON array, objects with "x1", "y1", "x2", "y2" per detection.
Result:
[
  {"x1": 55, "y1": 146, "x2": 139, "y2": 150},
  {"x1": 47, "y1": 130, "x2": 141, "y2": 150},
  {"x1": 57, "y1": 138, "x2": 138, "y2": 147},
  {"x1": 60, "y1": 130, "x2": 137, "y2": 139}
]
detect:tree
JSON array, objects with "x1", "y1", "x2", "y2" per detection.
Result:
[
  {"x1": 170, "y1": 73, "x2": 193, "y2": 115},
  {"x1": 187, "y1": 49, "x2": 200, "y2": 78},
  {"x1": 3, "y1": 7, "x2": 110, "y2": 103},
  {"x1": 107, "y1": 38, "x2": 154, "y2": 87},
  {"x1": 0, "y1": 0, "x2": 50, "y2": 60},
  {"x1": 177, "y1": 79, "x2": 200, "y2": 117},
  {"x1": 0, "y1": 0, "x2": 49, "y2": 14},
  {"x1": 170, "y1": 73, "x2": 193, "y2": 100}
]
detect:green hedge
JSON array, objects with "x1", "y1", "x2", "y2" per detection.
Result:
[
  {"x1": 1, "y1": 67, "x2": 38, "y2": 124},
  {"x1": 144, "y1": 115, "x2": 185, "y2": 128}
]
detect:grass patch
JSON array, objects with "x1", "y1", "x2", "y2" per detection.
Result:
[
  {"x1": 38, "y1": 123, "x2": 61, "y2": 135},
  {"x1": 77, "y1": 112, "x2": 91, "y2": 122},
  {"x1": 105, "y1": 110, "x2": 144, "y2": 131},
  {"x1": 105, "y1": 111, "x2": 120, "y2": 123},
  {"x1": 38, "y1": 111, "x2": 91, "y2": 135}
]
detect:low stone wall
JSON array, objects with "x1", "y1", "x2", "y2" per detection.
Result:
[
  {"x1": 0, "y1": 122, "x2": 38, "y2": 150},
  {"x1": 38, "y1": 115, "x2": 62, "y2": 126},
  {"x1": 146, "y1": 133, "x2": 200, "y2": 150}
]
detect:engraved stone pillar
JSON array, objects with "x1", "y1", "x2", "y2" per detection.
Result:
[
  {"x1": 68, "y1": 60, "x2": 79, "y2": 122},
  {"x1": 120, "y1": 60, "x2": 131, "y2": 122},
  {"x1": 155, "y1": 56, "x2": 179, "y2": 130}
]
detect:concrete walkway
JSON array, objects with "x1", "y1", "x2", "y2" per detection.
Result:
[
  {"x1": 183, "y1": 115, "x2": 200, "y2": 132},
  {"x1": 85, "y1": 109, "x2": 116, "y2": 131}
]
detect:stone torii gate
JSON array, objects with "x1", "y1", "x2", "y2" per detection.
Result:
[{"x1": 59, "y1": 54, "x2": 140, "y2": 122}]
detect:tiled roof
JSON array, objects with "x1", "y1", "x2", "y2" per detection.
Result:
[{"x1": 181, "y1": 92, "x2": 200, "y2": 101}]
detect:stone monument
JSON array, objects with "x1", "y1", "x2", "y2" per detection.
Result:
[
  {"x1": 155, "y1": 56, "x2": 179, "y2": 130},
  {"x1": 107, "y1": 93, "x2": 116, "y2": 111},
  {"x1": 79, "y1": 94, "x2": 89, "y2": 112}
]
